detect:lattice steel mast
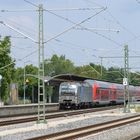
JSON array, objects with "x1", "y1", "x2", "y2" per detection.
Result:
[
  {"x1": 123, "y1": 45, "x2": 130, "y2": 113},
  {"x1": 37, "y1": 4, "x2": 46, "y2": 123}
]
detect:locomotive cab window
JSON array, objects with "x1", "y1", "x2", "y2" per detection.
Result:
[{"x1": 60, "y1": 84, "x2": 77, "y2": 96}]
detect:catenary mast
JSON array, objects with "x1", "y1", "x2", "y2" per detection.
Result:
[{"x1": 37, "y1": 4, "x2": 46, "y2": 123}]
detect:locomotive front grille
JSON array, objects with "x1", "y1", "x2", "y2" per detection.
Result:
[{"x1": 63, "y1": 100, "x2": 72, "y2": 102}]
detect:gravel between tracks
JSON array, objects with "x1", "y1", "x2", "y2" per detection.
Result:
[
  {"x1": 77, "y1": 121, "x2": 140, "y2": 140},
  {"x1": 0, "y1": 108, "x2": 140, "y2": 140}
]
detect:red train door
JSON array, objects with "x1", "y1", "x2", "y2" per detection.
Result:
[
  {"x1": 93, "y1": 82, "x2": 100, "y2": 101},
  {"x1": 110, "y1": 84, "x2": 117, "y2": 103}
]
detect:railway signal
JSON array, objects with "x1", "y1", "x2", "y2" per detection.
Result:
[{"x1": 123, "y1": 78, "x2": 128, "y2": 86}]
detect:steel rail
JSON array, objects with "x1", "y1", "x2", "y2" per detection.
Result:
[
  {"x1": 27, "y1": 114, "x2": 140, "y2": 140},
  {"x1": 132, "y1": 136, "x2": 140, "y2": 140},
  {"x1": 0, "y1": 105, "x2": 122, "y2": 126}
]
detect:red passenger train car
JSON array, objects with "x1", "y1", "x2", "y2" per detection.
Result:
[
  {"x1": 86, "y1": 79, "x2": 140, "y2": 105},
  {"x1": 59, "y1": 79, "x2": 140, "y2": 109}
]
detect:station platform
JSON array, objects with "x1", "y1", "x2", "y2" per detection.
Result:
[{"x1": 0, "y1": 103, "x2": 59, "y2": 117}]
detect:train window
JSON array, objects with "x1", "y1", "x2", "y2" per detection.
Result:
[
  {"x1": 99, "y1": 89, "x2": 109, "y2": 100},
  {"x1": 61, "y1": 92, "x2": 75, "y2": 96},
  {"x1": 96, "y1": 89, "x2": 99, "y2": 94},
  {"x1": 60, "y1": 86, "x2": 76, "y2": 94},
  {"x1": 112, "y1": 90, "x2": 116, "y2": 94}
]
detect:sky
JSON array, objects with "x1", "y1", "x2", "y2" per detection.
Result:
[{"x1": 0, "y1": 0, "x2": 140, "y2": 72}]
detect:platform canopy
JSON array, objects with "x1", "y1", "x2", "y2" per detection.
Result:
[{"x1": 44, "y1": 74, "x2": 93, "y2": 86}]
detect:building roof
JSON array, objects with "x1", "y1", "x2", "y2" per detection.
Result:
[{"x1": 44, "y1": 74, "x2": 93, "y2": 86}]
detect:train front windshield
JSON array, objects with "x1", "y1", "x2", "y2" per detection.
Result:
[{"x1": 59, "y1": 84, "x2": 77, "y2": 96}]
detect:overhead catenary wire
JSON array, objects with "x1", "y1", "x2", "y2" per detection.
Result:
[
  {"x1": 14, "y1": 8, "x2": 106, "y2": 60},
  {"x1": 17, "y1": 24, "x2": 122, "y2": 64},
  {"x1": 1, "y1": 0, "x2": 139, "y2": 69},
  {"x1": 0, "y1": 9, "x2": 37, "y2": 12},
  {"x1": 82, "y1": 0, "x2": 105, "y2": 8},
  {"x1": 48, "y1": 40, "x2": 124, "y2": 67},
  {"x1": 0, "y1": 14, "x2": 38, "y2": 38},
  {"x1": 1, "y1": 8, "x2": 102, "y2": 39},
  {"x1": 107, "y1": 11, "x2": 137, "y2": 38},
  {"x1": 1, "y1": 0, "x2": 104, "y2": 40},
  {"x1": 43, "y1": 8, "x2": 121, "y2": 46},
  {"x1": 0, "y1": 0, "x2": 110, "y2": 61},
  {"x1": 0, "y1": 21, "x2": 37, "y2": 43},
  {"x1": 0, "y1": 60, "x2": 15, "y2": 70},
  {"x1": 24, "y1": 0, "x2": 102, "y2": 12},
  {"x1": 24, "y1": 0, "x2": 119, "y2": 47},
  {"x1": 45, "y1": 8, "x2": 123, "y2": 48},
  {"x1": 130, "y1": 50, "x2": 140, "y2": 56},
  {"x1": 125, "y1": 35, "x2": 140, "y2": 44},
  {"x1": 2, "y1": 1, "x2": 121, "y2": 59},
  {"x1": 81, "y1": 29, "x2": 122, "y2": 47},
  {"x1": 0, "y1": 7, "x2": 103, "y2": 12},
  {"x1": 42, "y1": 6, "x2": 123, "y2": 47},
  {"x1": 74, "y1": 27, "x2": 120, "y2": 33},
  {"x1": 41, "y1": 1, "x2": 140, "y2": 71},
  {"x1": 46, "y1": 37, "x2": 124, "y2": 67},
  {"x1": 45, "y1": 8, "x2": 106, "y2": 43},
  {"x1": 6, "y1": 25, "x2": 121, "y2": 63},
  {"x1": 24, "y1": 0, "x2": 106, "y2": 28},
  {"x1": 83, "y1": 0, "x2": 140, "y2": 45},
  {"x1": 84, "y1": 0, "x2": 138, "y2": 39},
  {"x1": 49, "y1": 37, "x2": 121, "y2": 53}
]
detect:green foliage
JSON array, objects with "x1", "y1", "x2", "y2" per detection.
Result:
[
  {"x1": 43, "y1": 55, "x2": 140, "y2": 86},
  {"x1": 0, "y1": 36, "x2": 15, "y2": 102},
  {"x1": 1, "y1": 36, "x2": 140, "y2": 103},
  {"x1": 14, "y1": 64, "x2": 38, "y2": 98},
  {"x1": 74, "y1": 65, "x2": 98, "y2": 78},
  {"x1": 129, "y1": 72, "x2": 140, "y2": 86},
  {"x1": 25, "y1": 64, "x2": 38, "y2": 85},
  {"x1": 13, "y1": 54, "x2": 140, "y2": 101},
  {"x1": 102, "y1": 67, "x2": 123, "y2": 83},
  {"x1": 44, "y1": 55, "x2": 75, "y2": 76},
  {"x1": 45, "y1": 85, "x2": 53, "y2": 96},
  {"x1": 73, "y1": 63, "x2": 106, "y2": 79},
  {"x1": 13, "y1": 67, "x2": 23, "y2": 85}
]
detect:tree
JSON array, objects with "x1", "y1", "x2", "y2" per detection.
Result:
[
  {"x1": 14, "y1": 64, "x2": 38, "y2": 99},
  {"x1": 74, "y1": 63, "x2": 105, "y2": 79},
  {"x1": 129, "y1": 72, "x2": 140, "y2": 86},
  {"x1": 44, "y1": 55, "x2": 75, "y2": 76},
  {"x1": 102, "y1": 67, "x2": 123, "y2": 83},
  {"x1": 74, "y1": 65, "x2": 95, "y2": 78},
  {"x1": 0, "y1": 36, "x2": 15, "y2": 102}
]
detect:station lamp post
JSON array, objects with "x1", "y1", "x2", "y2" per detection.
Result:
[
  {"x1": 23, "y1": 61, "x2": 30, "y2": 104},
  {"x1": 0, "y1": 75, "x2": 2, "y2": 103}
]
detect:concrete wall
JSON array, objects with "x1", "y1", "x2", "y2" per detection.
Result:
[{"x1": 0, "y1": 103, "x2": 59, "y2": 117}]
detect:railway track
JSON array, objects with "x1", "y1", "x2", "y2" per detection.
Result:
[
  {"x1": 27, "y1": 114, "x2": 140, "y2": 140},
  {"x1": 0, "y1": 105, "x2": 122, "y2": 126},
  {"x1": 132, "y1": 136, "x2": 140, "y2": 140}
]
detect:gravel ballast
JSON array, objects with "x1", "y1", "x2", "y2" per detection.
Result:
[
  {"x1": 78, "y1": 122, "x2": 140, "y2": 140},
  {"x1": 0, "y1": 109, "x2": 140, "y2": 140}
]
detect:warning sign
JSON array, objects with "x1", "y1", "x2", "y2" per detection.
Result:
[{"x1": 123, "y1": 78, "x2": 128, "y2": 86}]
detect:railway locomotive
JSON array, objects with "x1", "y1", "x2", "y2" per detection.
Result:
[{"x1": 59, "y1": 79, "x2": 140, "y2": 109}]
